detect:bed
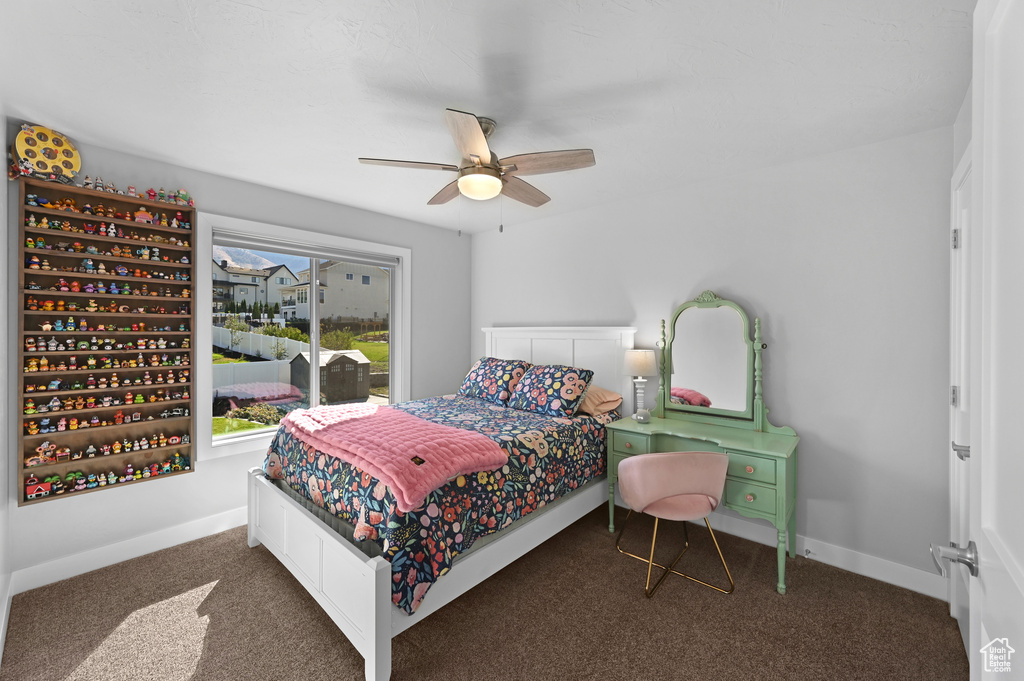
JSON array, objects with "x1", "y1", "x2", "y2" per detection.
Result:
[{"x1": 247, "y1": 326, "x2": 635, "y2": 681}]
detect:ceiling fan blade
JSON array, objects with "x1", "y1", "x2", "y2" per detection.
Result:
[
  {"x1": 501, "y1": 176, "x2": 551, "y2": 207},
  {"x1": 444, "y1": 109, "x2": 492, "y2": 162},
  {"x1": 499, "y1": 149, "x2": 596, "y2": 176},
  {"x1": 427, "y1": 179, "x2": 461, "y2": 205},
  {"x1": 359, "y1": 158, "x2": 458, "y2": 172}
]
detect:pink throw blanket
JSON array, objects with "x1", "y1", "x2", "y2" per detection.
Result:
[
  {"x1": 670, "y1": 387, "x2": 712, "y2": 407},
  {"x1": 281, "y1": 404, "x2": 508, "y2": 513}
]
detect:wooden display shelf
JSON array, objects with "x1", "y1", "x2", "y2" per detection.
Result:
[
  {"x1": 17, "y1": 177, "x2": 195, "y2": 505},
  {"x1": 23, "y1": 273, "x2": 191, "y2": 290},
  {"x1": 25, "y1": 266, "x2": 190, "y2": 281},
  {"x1": 22, "y1": 230, "x2": 192, "y2": 256},
  {"x1": 23, "y1": 397, "x2": 190, "y2": 418},
  {"x1": 21, "y1": 177, "x2": 193, "y2": 211},
  {"x1": 24, "y1": 415, "x2": 191, "y2": 442},
  {"x1": 24, "y1": 292, "x2": 191, "y2": 305},
  {"x1": 21, "y1": 468, "x2": 193, "y2": 506},
  {"x1": 21, "y1": 195, "x2": 193, "y2": 232},
  {"x1": 24, "y1": 208, "x2": 194, "y2": 240},
  {"x1": 24, "y1": 443, "x2": 192, "y2": 473},
  {"x1": 24, "y1": 382, "x2": 191, "y2": 399},
  {"x1": 23, "y1": 347, "x2": 188, "y2": 356},
  {"x1": 22, "y1": 364, "x2": 192, "y2": 377},
  {"x1": 22, "y1": 311, "x2": 191, "y2": 320},
  {"x1": 22, "y1": 330, "x2": 190, "y2": 336}
]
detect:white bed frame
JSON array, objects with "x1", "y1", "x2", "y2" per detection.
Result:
[{"x1": 247, "y1": 326, "x2": 636, "y2": 681}]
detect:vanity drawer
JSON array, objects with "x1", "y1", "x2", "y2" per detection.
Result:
[
  {"x1": 726, "y1": 451, "x2": 776, "y2": 485},
  {"x1": 723, "y1": 480, "x2": 777, "y2": 515},
  {"x1": 610, "y1": 432, "x2": 649, "y2": 456}
]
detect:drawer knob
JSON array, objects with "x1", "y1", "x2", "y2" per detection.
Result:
[
  {"x1": 624, "y1": 442, "x2": 632, "y2": 449},
  {"x1": 745, "y1": 493, "x2": 755, "y2": 503},
  {"x1": 745, "y1": 465, "x2": 754, "y2": 474}
]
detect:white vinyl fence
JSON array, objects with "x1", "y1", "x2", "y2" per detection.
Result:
[
  {"x1": 212, "y1": 359, "x2": 292, "y2": 392},
  {"x1": 212, "y1": 326, "x2": 308, "y2": 361}
]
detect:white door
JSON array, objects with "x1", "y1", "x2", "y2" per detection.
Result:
[
  {"x1": 969, "y1": 1, "x2": 1024, "y2": 677},
  {"x1": 948, "y1": 150, "x2": 971, "y2": 651}
]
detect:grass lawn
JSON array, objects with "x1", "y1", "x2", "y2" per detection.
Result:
[
  {"x1": 352, "y1": 340, "x2": 389, "y2": 363},
  {"x1": 212, "y1": 417, "x2": 274, "y2": 436},
  {"x1": 212, "y1": 352, "x2": 249, "y2": 365}
]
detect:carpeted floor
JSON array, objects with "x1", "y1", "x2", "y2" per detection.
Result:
[{"x1": 0, "y1": 507, "x2": 968, "y2": 681}]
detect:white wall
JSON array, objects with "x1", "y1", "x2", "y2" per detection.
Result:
[
  {"x1": 4, "y1": 135, "x2": 472, "y2": 583},
  {"x1": 470, "y1": 126, "x2": 953, "y2": 579},
  {"x1": 0, "y1": 102, "x2": 13, "y2": 664},
  {"x1": 953, "y1": 82, "x2": 972, "y2": 165}
]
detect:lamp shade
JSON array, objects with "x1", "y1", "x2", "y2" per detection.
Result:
[
  {"x1": 624, "y1": 349, "x2": 657, "y2": 377},
  {"x1": 457, "y1": 167, "x2": 502, "y2": 200}
]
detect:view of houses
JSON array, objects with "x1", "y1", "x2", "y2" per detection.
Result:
[
  {"x1": 212, "y1": 256, "x2": 390, "y2": 329},
  {"x1": 211, "y1": 249, "x2": 391, "y2": 435}
]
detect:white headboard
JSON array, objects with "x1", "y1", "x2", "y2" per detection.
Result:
[{"x1": 481, "y1": 326, "x2": 637, "y2": 403}]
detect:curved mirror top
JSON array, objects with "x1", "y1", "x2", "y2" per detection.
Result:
[{"x1": 665, "y1": 292, "x2": 754, "y2": 419}]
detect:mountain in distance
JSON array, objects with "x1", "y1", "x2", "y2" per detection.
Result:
[{"x1": 212, "y1": 246, "x2": 309, "y2": 275}]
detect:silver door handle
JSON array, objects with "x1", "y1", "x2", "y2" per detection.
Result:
[
  {"x1": 931, "y1": 540, "x2": 979, "y2": 577},
  {"x1": 952, "y1": 441, "x2": 971, "y2": 461}
]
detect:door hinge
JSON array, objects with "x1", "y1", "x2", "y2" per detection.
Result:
[
  {"x1": 952, "y1": 228, "x2": 960, "y2": 249},
  {"x1": 951, "y1": 385, "x2": 959, "y2": 407}
]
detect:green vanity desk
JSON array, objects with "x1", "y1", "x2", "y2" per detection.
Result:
[
  {"x1": 605, "y1": 415, "x2": 798, "y2": 594},
  {"x1": 615, "y1": 290, "x2": 800, "y2": 594}
]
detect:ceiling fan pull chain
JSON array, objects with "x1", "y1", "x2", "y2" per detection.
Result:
[{"x1": 499, "y1": 194, "x2": 504, "y2": 233}]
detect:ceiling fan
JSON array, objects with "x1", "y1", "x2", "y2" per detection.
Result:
[{"x1": 359, "y1": 108, "x2": 596, "y2": 207}]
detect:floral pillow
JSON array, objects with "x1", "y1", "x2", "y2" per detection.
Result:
[
  {"x1": 458, "y1": 357, "x2": 531, "y2": 405},
  {"x1": 507, "y1": 364, "x2": 595, "y2": 418}
]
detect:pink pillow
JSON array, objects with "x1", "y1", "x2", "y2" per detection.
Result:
[
  {"x1": 670, "y1": 387, "x2": 711, "y2": 407},
  {"x1": 578, "y1": 386, "x2": 622, "y2": 416}
]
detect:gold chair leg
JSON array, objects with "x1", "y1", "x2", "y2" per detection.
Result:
[
  {"x1": 616, "y1": 510, "x2": 690, "y2": 574},
  {"x1": 616, "y1": 511, "x2": 735, "y2": 595}
]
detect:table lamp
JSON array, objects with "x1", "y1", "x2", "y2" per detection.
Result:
[{"x1": 624, "y1": 349, "x2": 658, "y2": 421}]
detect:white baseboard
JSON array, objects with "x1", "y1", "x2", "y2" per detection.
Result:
[
  {"x1": 0, "y1": 572, "x2": 11, "y2": 671},
  {"x1": 705, "y1": 511, "x2": 948, "y2": 601},
  {"x1": 611, "y1": 492, "x2": 946, "y2": 601},
  {"x1": 9, "y1": 506, "x2": 247, "y2": 596}
]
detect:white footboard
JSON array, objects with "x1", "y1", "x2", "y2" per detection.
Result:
[
  {"x1": 248, "y1": 467, "x2": 607, "y2": 680},
  {"x1": 247, "y1": 468, "x2": 393, "y2": 681}
]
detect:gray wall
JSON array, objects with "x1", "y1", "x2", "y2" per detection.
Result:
[
  {"x1": 470, "y1": 126, "x2": 952, "y2": 575},
  {"x1": 0, "y1": 103, "x2": 11, "y2": 663},
  {"x1": 953, "y1": 82, "x2": 972, "y2": 167},
  {"x1": 5, "y1": 135, "x2": 472, "y2": 573}
]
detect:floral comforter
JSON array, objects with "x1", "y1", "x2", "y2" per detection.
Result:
[{"x1": 263, "y1": 394, "x2": 614, "y2": 614}]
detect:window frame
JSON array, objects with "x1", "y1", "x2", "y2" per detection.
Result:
[{"x1": 196, "y1": 213, "x2": 411, "y2": 460}]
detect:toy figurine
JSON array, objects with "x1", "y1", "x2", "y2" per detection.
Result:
[{"x1": 25, "y1": 476, "x2": 52, "y2": 500}]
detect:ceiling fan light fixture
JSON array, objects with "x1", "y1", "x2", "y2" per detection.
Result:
[{"x1": 457, "y1": 167, "x2": 502, "y2": 200}]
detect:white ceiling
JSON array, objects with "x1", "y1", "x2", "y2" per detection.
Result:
[{"x1": 0, "y1": 0, "x2": 974, "y2": 233}]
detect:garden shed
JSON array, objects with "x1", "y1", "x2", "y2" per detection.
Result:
[{"x1": 290, "y1": 350, "x2": 370, "y2": 404}]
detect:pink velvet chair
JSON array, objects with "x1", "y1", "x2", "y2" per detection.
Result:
[{"x1": 615, "y1": 451, "x2": 735, "y2": 597}]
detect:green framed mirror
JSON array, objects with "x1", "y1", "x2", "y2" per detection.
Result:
[{"x1": 659, "y1": 290, "x2": 756, "y2": 421}]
